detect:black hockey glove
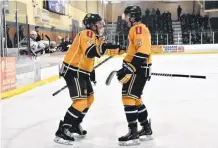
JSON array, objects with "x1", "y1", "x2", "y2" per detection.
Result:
[
  {"x1": 99, "y1": 43, "x2": 120, "y2": 56},
  {"x1": 118, "y1": 45, "x2": 127, "y2": 55},
  {"x1": 117, "y1": 63, "x2": 136, "y2": 83},
  {"x1": 90, "y1": 69, "x2": 96, "y2": 84}
]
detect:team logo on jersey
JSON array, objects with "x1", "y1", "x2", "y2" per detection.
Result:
[
  {"x1": 87, "y1": 31, "x2": 93, "y2": 38},
  {"x1": 87, "y1": 40, "x2": 94, "y2": 45},
  {"x1": 135, "y1": 26, "x2": 142, "y2": 34},
  {"x1": 136, "y1": 39, "x2": 142, "y2": 47}
]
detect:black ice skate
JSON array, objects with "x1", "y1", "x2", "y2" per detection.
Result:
[
  {"x1": 54, "y1": 120, "x2": 75, "y2": 145},
  {"x1": 138, "y1": 119, "x2": 153, "y2": 141},
  {"x1": 118, "y1": 123, "x2": 140, "y2": 146},
  {"x1": 72, "y1": 124, "x2": 87, "y2": 138}
]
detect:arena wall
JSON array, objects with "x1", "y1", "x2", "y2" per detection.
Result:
[
  {"x1": 106, "y1": 1, "x2": 199, "y2": 22},
  {"x1": 1, "y1": 44, "x2": 218, "y2": 99},
  {"x1": 5, "y1": 0, "x2": 105, "y2": 44}
]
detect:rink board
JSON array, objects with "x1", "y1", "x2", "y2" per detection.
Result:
[{"x1": 1, "y1": 44, "x2": 218, "y2": 99}]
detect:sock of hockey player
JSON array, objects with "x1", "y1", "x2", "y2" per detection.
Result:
[
  {"x1": 118, "y1": 105, "x2": 140, "y2": 146},
  {"x1": 71, "y1": 94, "x2": 94, "y2": 137},
  {"x1": 54, "y1": 106, "x2": 83, "y2": 145},
  {"x1": 137, "y1": 104, "x2": 153, "y2": 141},
  {"x1": 71, "y1": 108, "x2": 89, "y2": 137}
]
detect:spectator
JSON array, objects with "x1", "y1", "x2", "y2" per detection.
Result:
[
  {"x1": 151, "y1": 8, "x2": 156, "y2": 16},
  {"x1": 4, "y1": 25, "x2": 13, "y2": 48},
  {"x1": 145, "y1": 8, "x2": 150, "y2": 17},
  {"x1": 14, "y1": 25, "x2": 25, "y2": 47},
  {"x1": 204, "y1": 15, "x2": 209, "y2": 29},
  {"x1": 35, "y1": 26, "x2": 42, "y2": 41},
  {"x1": 156, "y1": 8, "x2": 160, "y2": 16},
  {"x1": 177, "y1": 5, "x2": 182, "y2": 21},
  {"x1": 62, "y1": 36, "x2": 72, "y2": 51},
  {"x1": 167, "y1": 11, "x2": 171, "y2": 20}
]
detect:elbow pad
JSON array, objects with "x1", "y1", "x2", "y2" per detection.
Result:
[{"x1": 85, "y1": 44, "x2": 101, "y2": 58}]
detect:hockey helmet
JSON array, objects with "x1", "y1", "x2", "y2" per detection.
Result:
[
  {"x1": 83, "y1": 13, "x2": 102, "y2": 29},
  {"x1": 124, "y1": 5, "x2": 142, "y2": 22}
]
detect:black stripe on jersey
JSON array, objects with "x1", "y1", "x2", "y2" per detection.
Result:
[
  {"x1": 131, "y1": 52, "x2": 148, "y2": 69},
  {"x1": 85, "y1": 44, "x2": 101, "y2": 58}
]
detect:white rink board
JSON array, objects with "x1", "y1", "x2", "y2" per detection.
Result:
[
  {"x1": 1, "y1": 54, "x2": 218, "y2": 148},
  {"x1": 162, "y1": 44, "x2": 218, "y2": 53},
  {"x1": 183, "y1": 44, "x2": 218, "y2": 53}
]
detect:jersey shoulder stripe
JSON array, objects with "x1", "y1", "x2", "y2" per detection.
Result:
[{"x1": 135, "y1": 26, "x2": 142, "y2": 34}]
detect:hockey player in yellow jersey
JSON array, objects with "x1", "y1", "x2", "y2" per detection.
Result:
[
  {"x1": 116, "y1": 6, "x2": 153, "y2": 146},
  {"x1": 54, "y1": 13, "x2": 120, "y2": 145}
]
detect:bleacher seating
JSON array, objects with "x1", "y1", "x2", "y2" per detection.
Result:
[
  {"x1": 180, "y1": 13, "x2": 212, "y2": 44},
  {"x1": 115, "y1": 9, "x2": 174, "y2": 46}
]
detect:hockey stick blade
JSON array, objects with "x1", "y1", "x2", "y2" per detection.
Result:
[{"x1": 105, "y1": 70, "x2": 117, "y2": 86}]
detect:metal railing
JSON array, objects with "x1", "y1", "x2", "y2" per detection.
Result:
[{"x1": 105, "y1": 30, "x2": 218, "y2": 46}]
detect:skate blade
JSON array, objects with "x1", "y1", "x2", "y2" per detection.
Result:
[
  {"x1": 139, "y1": 135, "x2": 153, "y2": 141},
  {"x1": 119, "y1": 139, "x2": 140, "y2": 146},
  {"x1": 73, "y1": 133, "x2": 86, "y2": 138},
  {"x1": 54, "y1": 137, "x2": 74, "y2": 145}
]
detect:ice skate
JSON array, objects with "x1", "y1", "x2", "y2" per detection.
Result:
[
  {"x1": 118, "y1": 123, "x2": 140, "y2": 146},
  {"x1": 72, "y1": 124, "x2": 87, "y2": 138},
  {"x1": 54, "y1": 120, "x2": 75, "y2": 145},
  {"x1": 138, "y1": 119, "x2": 153, "y2": 141}
]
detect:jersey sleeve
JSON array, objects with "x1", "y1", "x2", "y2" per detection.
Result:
[
  {"x1": 131, "y1": 26, "x2": 151, "y2": 69},
  {"x1": 80, "y1": 30, "x2": 102, "y2": 58}
]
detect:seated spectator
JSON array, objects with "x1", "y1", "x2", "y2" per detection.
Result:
[
  {"x1": 61, "y1": 36, "x2": 72, "y2": 51},
  {"x1": 14, "y1": 25, "x2": 25, "y2": 47},
  {"x1": 4, "y1": 25, "x2": 13, "y2": 48},
  {"x1": 35, "y1": 26, "x2": 42, "y2": 41}
]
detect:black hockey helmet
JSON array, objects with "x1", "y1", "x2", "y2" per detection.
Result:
[
  {"x1": 83, "y1": 13, "x2": 102, "y2": 29},
  {"x1": 124, "y1": 6, "x2": 142, "y2": 22}
]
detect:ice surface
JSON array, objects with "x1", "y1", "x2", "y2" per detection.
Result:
[{"x1": 1, "y1": 54, "x2": 218, "y2": 148}]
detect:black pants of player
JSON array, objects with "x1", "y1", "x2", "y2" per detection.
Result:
[
  {"x1": 122, "y1": 74, "x2": 147, "y2": 99},
  {"x1": 62, "y1": 76, "x2": 94, "y2": 127},
  {"x1": 64, "y1": 77, "x2": 93, "y2": 99},
  {"x1": 122, "y1": 74, "x2": 149, "y2": 126}
]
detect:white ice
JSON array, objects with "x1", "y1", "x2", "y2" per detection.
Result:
[{"x1": 1, "y1": 54, "x2": 218, "y2": 148}]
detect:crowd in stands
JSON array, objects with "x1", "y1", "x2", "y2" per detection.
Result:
[
  {"x1": 116, "y1": 8, "x2": 174, "y2": 45},
  {"x1": 2, "y1": 25, "x2": 72, "y2": 56},
  {"x1": 142, "y1": 8, "x2": 174, "y2": 45},
  {"x1": 115, "y1": 5, "x2": 215, "y2": 45},
  {"x1": 180, "y1": 13, "x2": 212, "y2": 44}
]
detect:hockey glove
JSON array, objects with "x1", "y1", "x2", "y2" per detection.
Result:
[
  {"x1": 117, "y1": 63, "x2": 136, "y2": 83},
  {"x1": 99, "y1": 43, "x2": 119, "y2": 56},
  {"x1": 118, "y1": 45, "x2": 127, "y2": 55},
  {"x1": 90, "y1": 69, "x2": 96, "y2": 84}
]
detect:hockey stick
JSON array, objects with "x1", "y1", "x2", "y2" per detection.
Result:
[
  {"x1": 105, "y1": 71, "x2": 206, "y2": 86},
  {"x1": 52, "y1": 56, "x2": 113, "y2": 96},
  {"x1": 45, "y1": 35, "x2": 50, "y2": 52}
]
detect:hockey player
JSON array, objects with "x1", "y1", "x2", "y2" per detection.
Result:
[
  {"x1": 54, "y1": 13, "x2": 120, "y2": 145},
  {"x1": 116, "y1": 6, "x2": 153, "y2": 146}
]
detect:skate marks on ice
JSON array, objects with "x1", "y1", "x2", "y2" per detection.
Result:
[
  {"x1": 2, "y1": 118, "x2": 58, "y2": 148},
  {"x1": 2, "y1": 117, "x2": 159, "y2": 148}
]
